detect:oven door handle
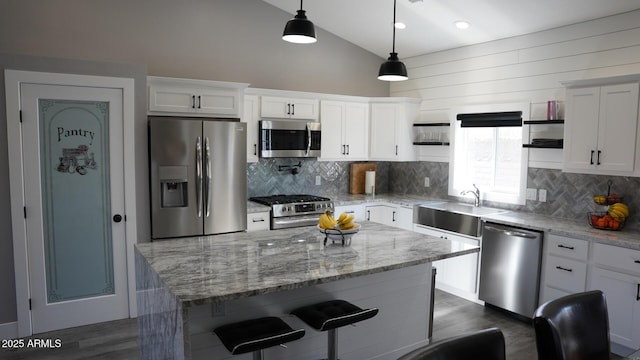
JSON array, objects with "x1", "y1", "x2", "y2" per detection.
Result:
[{"x1": 272, "y1": 214, "x2": 321, "y2": 229}]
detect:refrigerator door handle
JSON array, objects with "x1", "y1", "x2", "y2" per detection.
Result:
[
  {"x1": 204, "y1": 136, "x2": 212, "y2": 218},
  {"x1": 196, "y1": 136, "x2": 203, "y2": 218}
]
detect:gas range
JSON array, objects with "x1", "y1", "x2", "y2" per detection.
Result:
[{"x1": 249, "y1": 194, "x2": 334, "y2": 229}]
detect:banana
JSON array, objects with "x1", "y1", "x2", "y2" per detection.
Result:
[
  {"x1": 609, "y1": 203, "x2": 629, "y2": 217},
  {"x1": 337, "y1": 212, "x2": 348, "y2": 223},
  {"x1": 593, "y1": 195, "x2": 607, "y2": 204},
  {"x1": 318, "y1": 210, "x2": 337, "y2": 229},
  {"x1": 339, "y1": 221, "x2": 357, "y2": 230},
  {"x1": 337, "y1": 213, "x2": 355, "y2": 225}
]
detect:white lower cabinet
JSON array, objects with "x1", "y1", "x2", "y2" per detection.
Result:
[
  {"x1": 246, "y1": 211, "x2": 270, "y2": 232},
  {"x1": 414, "y1": 224, "x2": 480, "y2": 302},
  {"x1": 540, "y1": 234, "x2": 589, "y2": 304},
  {"x1": 364, "y1": 203, "x2": 413, "y2": 230},
  {"x1": 333, "y1": 204, "x2": 366, "y2": 222},
  {"x1": 394, "y1": 205, "x2": 414, "y2": 231},
  {"x1": 588, "y1": 243, "x2": 640, "y2": 351}
]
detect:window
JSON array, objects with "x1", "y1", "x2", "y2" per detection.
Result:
[{"x1": 449, "y1": 105, "x2": 529, "y2": 205}]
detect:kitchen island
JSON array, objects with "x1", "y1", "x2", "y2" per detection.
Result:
[{"x1": 135, "y1": 221, "x2": 479, "y2": 360}]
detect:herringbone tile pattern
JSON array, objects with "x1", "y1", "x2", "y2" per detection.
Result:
[{"x1": 248, "y1": 159, "x2": 640, "y2": 231}]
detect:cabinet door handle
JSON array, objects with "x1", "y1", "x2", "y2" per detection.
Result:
[
  {"x1": 558, "y1": 244, "x2": 575, "y2": 250},
  {"x1": 637, "y1": 283, "x2": 640, "y2": 301},
  {"x1": 346, "y1": 144, "x2": 349, "y2": 155},
  {"x1": 590, "y1": 150, "x2": 595, "y2": 165},
  {"x1": 252, "y1": 218, "x2": 265, "y2": 223},
  {"x1": 287, "y1": 103, "x2": 291, "y2": 115},
  {"x1": 395, "y1": 145, "x2": 398, "y2": 155},
  {"x1": 556, "y1": 266, "x2": 573, "y2": 272},
  {"x1": 392, "y1": 211, "x2": 396, "y2": 222},
  {"x1": 342, "y1": 144, "x2": 346, "y2": 155},
  {"x1": 634, "y1": 260, "x2": 640, "y2": 264},
  {"x1": 597, "y1": 150, "x2": 601, "y2": 165},
  {"x1": 291, "y1": 103, "x2": 295, "y2": 116},
  {"x1": 253, "y1": 144, "x2": 257, "y2": 156},
  {"x1": 366, "y1": 210, "x2": 370, "y2": 221},
  {"x1": 192, "y1": 95, "x2": 196, "y2": 109}
]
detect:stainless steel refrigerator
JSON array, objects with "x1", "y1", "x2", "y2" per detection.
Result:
[{"x1": 149, "y1": 116, "x2": 247, "y2": 239}]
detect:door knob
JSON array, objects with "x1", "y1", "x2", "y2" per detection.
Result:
[{"x1": 113, "y1": 214, "x2": 123, "y2": 223}]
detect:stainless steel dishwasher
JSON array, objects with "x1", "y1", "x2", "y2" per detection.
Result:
[{"x1": 478, "y1": 221, "x2": 543, "y2": 318}]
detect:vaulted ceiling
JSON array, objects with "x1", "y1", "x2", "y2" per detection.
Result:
[{"x1": 263, "y1": 0, "x2": 640, "y2": 58}]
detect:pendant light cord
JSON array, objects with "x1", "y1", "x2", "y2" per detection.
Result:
[
  {"x1": 299, "y1": 0, "x2": 304, "y2": 11},
  {"x1": 392, "y1": 0, "x2": 397, "y2": 53}
]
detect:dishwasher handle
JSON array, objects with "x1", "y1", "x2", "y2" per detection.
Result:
[{"x1": 483, "y1": 223, "x2": 539, "y2": 239}]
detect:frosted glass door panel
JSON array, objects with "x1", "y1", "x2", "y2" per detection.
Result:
[{"x1": 39, "y1": 99, "x2": 114, "y2": 303}]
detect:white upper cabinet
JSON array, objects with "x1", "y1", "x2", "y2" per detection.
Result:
[
  {"x1": 369, "y1": 99, "x2": 419, "y2": 161},
  {"x1": 563, "y1": 82, "x2": 639, "y2": 175},
  {"x1": 319, "y1": 100, "x2": 369, "y2": 161},
  {"x1": 260, "y1": 96, "x2": 319, "y2": 120},
  {"x1": 147, "y1": 76, "x2": 247, "y2": 117},
  {"x1": 243, "y1": 95, "x2": 260, "y2": 163}
]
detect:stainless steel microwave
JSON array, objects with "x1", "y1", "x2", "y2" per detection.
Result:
[{"x1": 259, "y1": 120, "x2": 321, "y2": 158}]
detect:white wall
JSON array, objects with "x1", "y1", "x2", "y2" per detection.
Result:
[
  {"x1": 0, "y1": 0, "x2": 388, "y2": 329},
  {"x1": 395, "y1": 10, "x2": 640, "y2": 119},
  {"x1": 0, "y1": 0, "x2": 388, "y2": 97}
]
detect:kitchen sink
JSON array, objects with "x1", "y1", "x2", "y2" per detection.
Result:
[{"x1": 413, "y1": 202, "x2": 509, "y2": 237}]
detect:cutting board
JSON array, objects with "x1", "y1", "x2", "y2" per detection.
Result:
[{"x1": 350, "y1": 163, "x2": 377, "y2": 194}]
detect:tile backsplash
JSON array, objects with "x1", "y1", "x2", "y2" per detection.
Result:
[{"x1": 248, "y1": 159, "x2": 639, "y2": 231}]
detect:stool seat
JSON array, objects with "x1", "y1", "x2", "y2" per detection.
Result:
[
  {"x1": 291, "y1": 299, "x2": 379, "y2": 331},
  {"x1": 214, "y1": 316, "x2": 305, "y2": 355}
]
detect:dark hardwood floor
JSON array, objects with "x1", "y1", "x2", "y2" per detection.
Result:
[
  {"x1": 431, "y1": 289, "x2": 537, "y2": 359},
  {"x1": 0, "y1": 289, "x2": 625, "y2": 359}
]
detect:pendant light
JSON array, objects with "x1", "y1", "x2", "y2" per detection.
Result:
[
  {"x1": 282, "y1": 0, "x2": 317, "y2": 44},
  {"x1": 378, "y1": 0, "x2": 408, "y2": 81}
]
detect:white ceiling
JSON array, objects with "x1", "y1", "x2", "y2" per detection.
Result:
[{"x1": 262, "y1": 0, "x2": 640, "y2": 58}]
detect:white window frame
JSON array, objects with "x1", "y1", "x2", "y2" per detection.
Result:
[{"x1": 448, "y1": 102, "x2": 530, "y2": 206}]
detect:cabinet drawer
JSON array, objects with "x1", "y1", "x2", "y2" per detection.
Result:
[
  {"x1": 542, "y1": 286, "x2": 573, "y2": 305},
  {"x1": 593, "y1": 243, "x2": 640, "y2": 275},
  {"x1": 247, "y1": 212, "x2": 270, "y2": 232},
  {"x1": 547, "y1": 234, "x2": 589, "y2": 260},
  {"x1": 544, "y1": 255, "x2": 587, "y2": 293}
]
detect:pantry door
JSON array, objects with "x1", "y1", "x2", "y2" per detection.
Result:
[{"x1": 5, "y1": 70, "x2": 135, "y2": 335}]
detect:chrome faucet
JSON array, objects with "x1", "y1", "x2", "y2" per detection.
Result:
[{"x1": 461, "y1": 184, "x2": 481, "y2": 207}]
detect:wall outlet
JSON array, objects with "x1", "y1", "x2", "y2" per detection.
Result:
[
  {"x1": 539, "y1": 189, "x2": 547, "y2": 202},
  {"x1": 424, "y1": 177, "x2": 430, "y2": 187},
  {"x1": 526, "y1": 188, "x2": 537, "y2": 201},
  {"x1": 315, "y1": 175, "x2": 321, "y2": 186}
]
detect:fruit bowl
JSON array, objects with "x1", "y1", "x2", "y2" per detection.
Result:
[
  {"x1": 593, "y1": 194, "x2": 624, "y2": 205},
  {"x1": 318, "y1": 224, "x2": 361, "y2": 246},
  {"x1": 588, "y1": 212, "x2": 624, "y2": 231}
]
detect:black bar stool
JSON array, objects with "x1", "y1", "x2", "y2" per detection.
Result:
[
  {"x1": 214, "y1": 316, "x2": 305, "y2": 360},
  {"x1": 291, "y1": 299, "x2": 379, "y2": 360}
]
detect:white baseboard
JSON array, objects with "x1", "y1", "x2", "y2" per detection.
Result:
[{"x1": 0, "y1": 322, "x2": 18, "y2": 340}]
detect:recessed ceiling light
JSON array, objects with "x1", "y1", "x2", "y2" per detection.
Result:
[
  {"x1": 395, "y1": 22, "x2": 406, "y2": 29},
  {"x1": 455, "y1": 21, "x2": 470, "y2": 30}
]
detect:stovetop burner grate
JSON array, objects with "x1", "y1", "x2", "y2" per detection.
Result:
[{"x1": 250, "y1": 194, "x2": 331, "y2": 205}]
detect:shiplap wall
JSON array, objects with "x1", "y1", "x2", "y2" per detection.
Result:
[{"x1": 393, "y1": 9, "x2": 640, "y2": 168}]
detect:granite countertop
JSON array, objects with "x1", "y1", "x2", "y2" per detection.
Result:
[
  {"x1": 248, "y1": 194, "x2": 640, "y2": 250},
  {"x1": 482, "y1": 211, "x2": 640, "y2": 250},
  {"x1": 136, "y1": 222, "x2": 478, "y2": 307},
  {"x1": 331, "y1": 194, "x2": 640, "y2": 250}
]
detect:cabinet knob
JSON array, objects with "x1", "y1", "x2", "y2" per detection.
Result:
[{"x1": 113, "y1": 214, "x2": 123, "y2": 223}]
